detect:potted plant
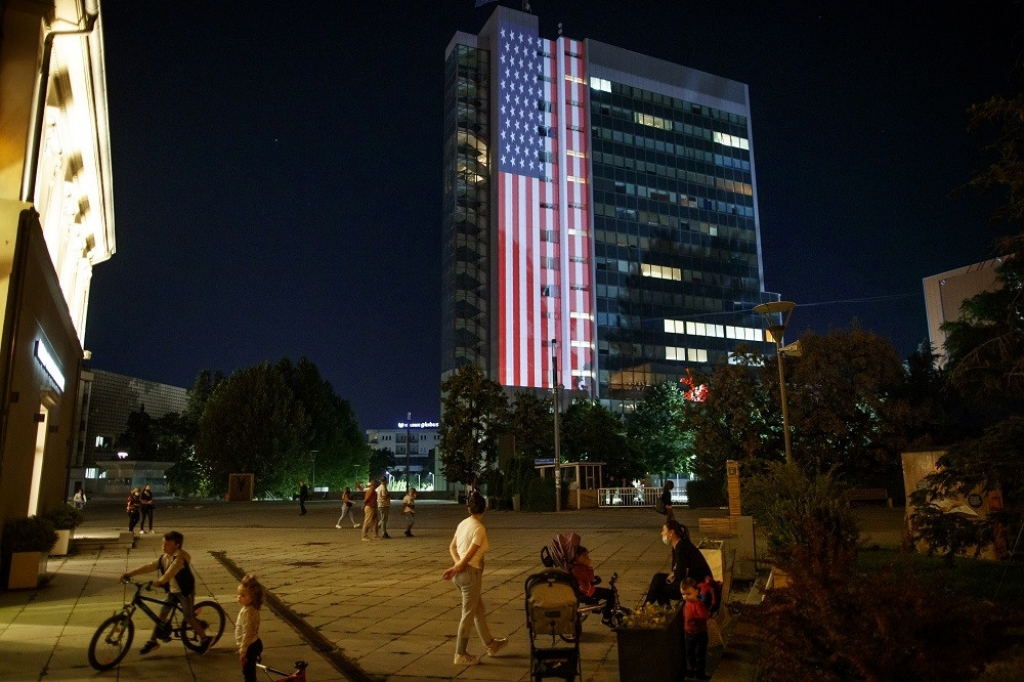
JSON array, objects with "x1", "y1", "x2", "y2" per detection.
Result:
[
  {"x1": 42, "y1": 503, "x2": 84, "y2": 556},
  {"x1": 615, "y1": 602, "x2": 685, "y2": 681},
  {"x1": 1, "y1": 516, "x2": 57, "y2": 589}
]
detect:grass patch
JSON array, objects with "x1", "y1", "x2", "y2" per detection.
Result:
[{"x1": 857, "y1": 548, "x2": 1024, "y2": 607}]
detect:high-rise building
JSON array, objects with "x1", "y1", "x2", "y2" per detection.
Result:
[{"x1": 442, "y1": 6, "x2": 776, "y2": 410}]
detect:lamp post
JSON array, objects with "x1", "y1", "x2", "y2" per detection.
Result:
[
  {"x1": 551, "y1": 338, "x2": 562, "y2": 512},
  {"x1": 753, "y1": 301, "x2": 797, "y2": 464},
  {"x1": 310, "y1": 450, "x2": 318, "y2": 489},
  {"x1": 405, "y1": 412, "x2": 412, "y2": 489}
]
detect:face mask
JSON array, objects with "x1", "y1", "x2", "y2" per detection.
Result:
[{"x1": 661, "y1": 535, "x2": 670, "y2": 545}]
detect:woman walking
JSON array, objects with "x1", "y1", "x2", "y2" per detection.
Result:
[
  {"x1": 139, "y1": 484, "x2": 155, "y2": 534},
  {"x1": 441, "y1": 490, "x2": 508, "y2": 666},
  {"x1": 336, "y1": 487, "x2": 359, "y2": 528}
]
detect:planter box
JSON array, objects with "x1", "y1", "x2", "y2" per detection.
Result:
[
  {"x1": 51, "y1": 529, "x2": 73, "y2": 557},
  {"x1": 616, "y1": 606, "x2": 686, "y2": 681},
  {"x1": 7, "y1": 551, "x2": 47, "y2": 590}
]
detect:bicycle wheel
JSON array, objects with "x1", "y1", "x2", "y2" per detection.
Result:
[
  {"x1": 88, "y1": 613, "x2": 134, "y2": 671},
  {"x1": 181, "y1": 600, "x2": 226, "y2": 651}
]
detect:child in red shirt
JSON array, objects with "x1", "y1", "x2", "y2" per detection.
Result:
[{"x1": 681, "y1": 578, "x2": 710, "y2": 680}]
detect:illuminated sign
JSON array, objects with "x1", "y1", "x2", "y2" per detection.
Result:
[
  {"x1": 397, "y1": 421, "x2": 439, "y2": 429},
  {"x1": 34, "y1": 340, "x2": 65, "y2": 391}
]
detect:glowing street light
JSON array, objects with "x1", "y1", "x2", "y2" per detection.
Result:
[{"x1": 753, "y1": 301, "x2": 797, "y2": 464}]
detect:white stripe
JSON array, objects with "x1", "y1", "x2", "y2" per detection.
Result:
[
  {"x1": 518, "y1": 174, "x2": 529, "y2": 387},
  {"x1": 504, "y1": 173, "x2": 515, "y2": 384}
]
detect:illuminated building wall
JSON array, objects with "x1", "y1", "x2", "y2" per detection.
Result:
[{"x1": 442, "y1": 6, "x2": 775, "y2": 411}]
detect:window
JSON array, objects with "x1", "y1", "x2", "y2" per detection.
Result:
[
  {"x1": 565, "y1": 75, "x2": 586, "y2": 84},
  {"x1": 541, "y1": 285, "x2": 561, "y2": 297},
  {"x1": 566, "y1": 149, "x2": 586, "y2": 158},
  {"x1": 589, "y1": 77, "x2": 612, "y2": 92},
  {"x1": 567, "y1": 175, "x2": 587, "y2": 183}
]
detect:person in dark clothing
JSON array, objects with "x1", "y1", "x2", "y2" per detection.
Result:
[
  {"x1": 126, "y1": 488, "x2": 141, "y2": 533},
  {"x1": 644, "y1": 519, "x2": 713, "y2": 606},
  {"x1": 298, "y1": 481, "x2": 309, "y2": 515},
  {"x1": 659, "y1": 480, "x2": 676, "y2": 524},
  {"x1": 139, "y1": 484, "x2": 155, "y2": 533}
]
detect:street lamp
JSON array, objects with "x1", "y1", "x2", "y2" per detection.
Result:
[
  {"x1": 551, "y1": 338, "x2": 562, "y2": 513},
  {"x1": 405, "y1": 412, "x2": 412, "y2": 489},
  {"x1": 753, "y1": 301, "x2": 797, "y2": 464}
]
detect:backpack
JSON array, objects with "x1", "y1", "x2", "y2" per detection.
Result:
[
  {"x1": 159, "y1": 554, "x2": 196, "y2": 595},
  {"x1": 700, "y1": 576, "x2": 723, "y2": 615}
]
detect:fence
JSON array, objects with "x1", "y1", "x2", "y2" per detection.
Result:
[{"x1": 596, "y1": 486, "x2": 689, "y2": 508}]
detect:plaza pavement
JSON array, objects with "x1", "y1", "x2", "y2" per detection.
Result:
[{"x1": 0, "y1": 497, "x2": 906, "y2": 681}]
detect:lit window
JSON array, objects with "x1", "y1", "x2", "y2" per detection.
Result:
[
  {"x1": 589, "y1": 77, "x2": 611, "y2": 92},
  {"x1": 570, "y1": 312, "x2": 594, "y2": 320},
  {"x1": 565, "y1": 75, "x2": 586, "y2": 84},
  {"x1": 567, "y1": 175, "x2": 587, "y2": 183},
  {"x1": 570, "y1": 340, "x2": 594, "y2": 348},
  {"x1": 566, "y1": 149, "x2": 587, "y2": 158}
]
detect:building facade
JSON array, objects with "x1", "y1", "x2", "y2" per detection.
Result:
[
  {"x1": 442, "y1": 6, "x2": 775, "y2": 411},
  {"x1": 366, "y1": 421, "x2": 439, "y2": 490},
  {"x1": 0, "y1": 1, "x2": 114, "y2": 533},
  {"x1": 923, "y1": 258, "x2": 1003, "y2": 368},
  {"x1": 71, "y1": 369, "x2": 188, "y2": 497}
]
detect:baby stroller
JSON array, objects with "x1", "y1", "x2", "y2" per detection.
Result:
[
  {"x1": 524, "y1": 568, "x2": 582, "y2": 681},
  {"x1": 539, "y1": 531, "x2": 630, "y2": 634}
]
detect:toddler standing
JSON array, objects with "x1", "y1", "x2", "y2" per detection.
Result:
[
  {"x1": 402, "y1": 487, "x2": 417, "y2": 536},
  {"x1": 236, "y1": 574, "x2": 264, "y2": 682},
  {"x1": 681, "y1": 577, "x2": 710, "y2": 680}
]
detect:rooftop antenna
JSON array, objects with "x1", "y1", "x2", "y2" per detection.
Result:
[
  {"x1": 558, "y1": 22, "x2": 563, "y2": 36},
  {"x1": 523, "y1": 0, "x2": 532, "y2": 12}
]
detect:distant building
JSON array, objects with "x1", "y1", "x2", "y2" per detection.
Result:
[
  {"x1": 0, "y1": 2, "x2": 114, "y2": 528},
  {"x1": 366, "y1": 421, "x2": 439, "y2": 490},
  {"x1": 922, "y1": 258, "x2": 1003, "y2": 367},
  {"x1": 71, "y1": 369, "x2": 188, "y2": 497},
  {"x1": 441, "y1": 5, "x2": 777, "y2": 414}
]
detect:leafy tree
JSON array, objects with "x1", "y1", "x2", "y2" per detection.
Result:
[
  {"x1": 276, "y1": 356, "x2": 368, "y2": 489},
  {"x1": 779, "y1": 327, "x2": 917, "y2": 478},
  {"x1": 439, "y1": 365, "x2": 508, "y2": 485},
  {"x1": 559, "y1": 399, "x2": 635, "y2": 482},
  {"x1": 196, "y1": 362, "x2": 312, "y2": 497},
  {"x1": 506, "y1": 390, "x2": 554, "y2": 460},
  {"x1": 369, "y1": 447, "x2": 396, "y2": 481},
  {"x1": 689, "y1": 347, "x2": 771, "y2": 483},
  {"x1": 165, "y1": 370, "x2": 223, "y2": 497},
  {"x1": 626, "y1": 381, "x2": 694, "y2": 476}
]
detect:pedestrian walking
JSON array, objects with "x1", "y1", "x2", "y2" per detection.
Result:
[
  {"x1": 377, "y1": 479, "x2": 392, "y2": 539},
  {"x1": 361, "y1": 479, "x2": 380, "y2": 541},
  {"x1": 72, "y1": 486, "x2": 87, "y2": 510},
  {"x1": 336, "y1": 487, "x2": 359, "y2": 528},
  {"x1": 298, "y1": 480, "x2": 309, "y2": 516},
  {"x1": 657, "y1": 479, "x2": 676, "y2": 524},
  {"x1": 126, "y1": 488, "x2": 141, "y2": 534},
  {"x1": 441, "y1": 490, "x2": 508, "y2": 666},
  {"x1": 402, "y1": 487, "x2": 417, "y2": 537},
  {"x1": 235, "y1": 574, "x2": 264, "y2": 682},
  {"x1": 140, "y1": 483, "x2": 155, "y2": 533}
]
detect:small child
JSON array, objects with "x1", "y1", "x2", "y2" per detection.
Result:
[
  {"x1": 236, "y1": 574, "x2": 264, "y2": 682},
  {"x1": 402, "y1": 487, "x2": 417, "y2": 537},
  {"x1": 570, "y1": 546, "x2": 616, "y2": 625},
  {"x1": 681, "y1": 577, "x2": 711, "y2": 681},
  {"x1": 120, "y1": 530, "x2": 212, "y2": 655}
]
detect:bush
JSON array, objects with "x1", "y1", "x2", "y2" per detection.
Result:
[
  {"x1": 686, "y1": 477, "x2": 726, "y2": 508},
  {"x1": 42, "y1": 503, "x2": 84, "y2": 530},
  {"x1": 2, "y1": 516, "x2": 58, "y2": 553},
  {"x1": 524, "y1": 477, "x2": 556, "y2": 512}
]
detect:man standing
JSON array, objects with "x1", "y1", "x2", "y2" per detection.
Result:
[
  {"x1": 299, "y1": 481, "x2": 309, "y2": 516},
  {"x1": 361, "y1": 479, "x2": 380, "y2": 541}
]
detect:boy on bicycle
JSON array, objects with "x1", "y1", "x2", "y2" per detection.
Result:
[{"x1": 120, "y1": 530, "x2": 213, "y2": 655}]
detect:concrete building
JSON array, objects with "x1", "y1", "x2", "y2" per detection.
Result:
[
  {"x1": 0, "y1": 1, "x2": 114, "y2": 534},
  {"x1": 922, "y1": 258, "x2": 1003, "y2": 367},
  {"x1": 366, "y1": 421, "x2": 439, "y2": 490},
  {"x1": 71, "y1": 369, "x2": 188, "y2": 497},
  {"x1": 441, "y1": 5, "x2": 777, "y2": 413}
]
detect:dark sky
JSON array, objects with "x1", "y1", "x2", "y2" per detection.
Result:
[{"x1": 87, "y1": 0, "x2": 1024, "y2": 430}]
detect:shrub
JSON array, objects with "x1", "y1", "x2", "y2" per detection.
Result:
[
  {"x1": 524, "y1": 477, "x2": 556, "y2": 512},
  {"x1": 685, "y1": 476, "x2": 726, "y2": 508},
  {"x1": 42, "y1": 503, "x2": 84, "y2": 530},
  {"x1": 2, "y1": 516, "x2": 58, "y2": 553}
]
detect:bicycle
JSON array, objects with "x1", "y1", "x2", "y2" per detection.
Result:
[
  {"x1": 88, "y1": 579, "x2": 226, "y2": 671},
  {"x1": 256, "y1": 658, "x2": 308, "y2": 681}
]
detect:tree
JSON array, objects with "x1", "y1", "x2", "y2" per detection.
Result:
[
  {"x1": 196, "y1": 363, "x2": 312, "y2": 497},
  {"x1": 438, "y1": 365, "x2": 508, "y2": 486},
  {"x1": 779, "y1": 327, "x2": 917, "y2": 478},
  {"x1": 506, "y1": 390, "x2": 554, "y2": 460},
  {"x1": 369, "y1": 447, "x2": 396, "y2": 481},
  {"x1": 560, "y1": 399, "x2": 635, "y2": 482},
  {"x1": 626, "y1": 381, "x2": 695, "y2": 476},
  {"x1": 165, "y1": 369, "x2": 223, "y2": 498},
  {"x1": 276, "y1": 356, "x2": 368, "y2": 489},
  {"x1": 689, "y1": 347, "x2": 771, "y2": 483}
]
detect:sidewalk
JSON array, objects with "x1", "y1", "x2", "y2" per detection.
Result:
[{"x1": 0, "y1": 500, "x2": 905, "y2": 681}]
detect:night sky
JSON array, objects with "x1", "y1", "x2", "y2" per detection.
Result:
[{"x1": 86, "y1": 1, "x2": 1024, "y2": 429}]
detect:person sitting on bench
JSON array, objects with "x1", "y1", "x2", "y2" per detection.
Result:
[{"x1": 644, "y1": 519, "x2": 713, "y2": 606}]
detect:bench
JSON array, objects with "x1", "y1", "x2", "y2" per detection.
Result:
[{"x1": 846, "y1": 488, "x2": 892, "y2": 507}]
